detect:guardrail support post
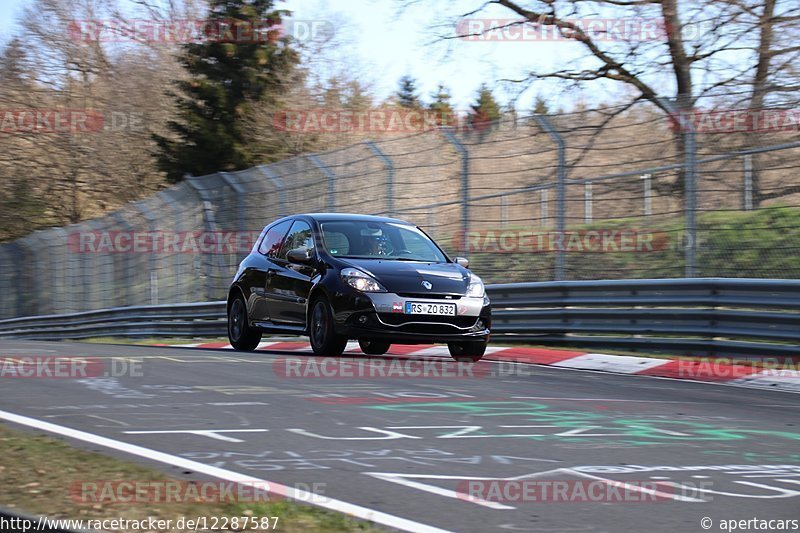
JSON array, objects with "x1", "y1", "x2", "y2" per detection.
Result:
[
  {"x1": 365, "y1": 141, "x2": 394, "y2": 217},
  {"x1": 308, "y1": 155, "x2": 336, "y2": 212},
  {"x1": 442, "y1": 129, "x2": 470, "y2": 254},
  {"x1": 532, "y1": 115, "x2": 566, "y2": 280}
]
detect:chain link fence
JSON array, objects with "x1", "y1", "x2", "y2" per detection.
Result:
[{"x1": 1, "y1": 98, "x2": 799, "y2": 318}]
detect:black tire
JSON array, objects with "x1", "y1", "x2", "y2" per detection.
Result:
[
  {"x1": 309, "y1": 296, "x2": 348, "y2": 356},
  {"x1": 228, "y1": 295, "x2": 261, "y2": 351},
  {"x1": 359, "y1": 339, "x2": 391, "y2": 355},
  {"x1": 448, "y1": 341, "x2": 487, "y2": 362}
]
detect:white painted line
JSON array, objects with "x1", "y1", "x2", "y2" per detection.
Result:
[
  {"x1": 0, "y1": 409, "x2": 452, "y2": 533},
  {"x1": 366, "y1": 472, "x2": 515, "y2": 510},
  {"x1": 551, "y1": 353, "x2": 670, "y2": 373},
  {"x1": 123, "y1": 429, "x2": 269, "y2": 443}
]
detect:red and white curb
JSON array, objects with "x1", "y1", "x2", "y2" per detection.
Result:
[{"x1": 156, "y1": 341, "x2": 800, "y2": 393}]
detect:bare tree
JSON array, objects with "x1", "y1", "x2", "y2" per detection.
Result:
[
  {"x1": 0, "y1": 0, "x2": 190, "y2": 239},
  {"x1": 442, "y1": 0, "x2": 799, "y2": 200}
]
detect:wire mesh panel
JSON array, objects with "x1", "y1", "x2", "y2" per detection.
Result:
[{"x1": 1, "y1": 101, "x2": 800, "y2": 318}]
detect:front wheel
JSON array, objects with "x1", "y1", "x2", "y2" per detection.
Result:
[
  {"x1": 359, "y1": 339, "x2": 391, "y2": 355},
  {"x1": 228, "y1": 295, "x2": 261, "y2": 351},
  {"x1": 448, "y1": 340, "x2": 487, "y2": 362},
  {"x1": 309, "y1": 297, "x2": 348, "y2": 356}
]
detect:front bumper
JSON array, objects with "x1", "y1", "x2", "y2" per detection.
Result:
[{"x1": 335, "y1": 291, "x2": 491, "y2": 344}]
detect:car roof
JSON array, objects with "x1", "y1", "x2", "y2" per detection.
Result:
[{"x1": 298, "y1": 213, "x2": 414, "y2": 225}]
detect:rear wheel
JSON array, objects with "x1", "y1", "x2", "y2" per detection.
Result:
[
  {"x1": 228, "y1": 295, "x2": 261, "y2": 351},
  {"x1": 309, "y1": 296, "x2": 348, "y2": 356},
  {"x1": 448, "y1": 341, "x2": 487, "y2": 362},
  {"x1": 358, "y1": 339, "x2": 391, "y2": 355}
]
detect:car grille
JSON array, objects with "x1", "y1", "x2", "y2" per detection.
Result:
[
  {"x1": 377, "y1": 313, "x2": 478, "y2": 332},
  {"x1": 396, "y1": 293, "x2": 462, "y2": 300}
]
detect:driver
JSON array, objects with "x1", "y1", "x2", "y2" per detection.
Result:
[{"x1": 364, "y1": 234, "x2": 388, "y2": 256}]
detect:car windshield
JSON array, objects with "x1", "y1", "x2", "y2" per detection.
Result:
[{"x1": 320, "y1": 220, "x2": 447, "y2": 262}]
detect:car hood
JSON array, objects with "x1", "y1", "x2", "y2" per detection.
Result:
[{"x1": 341, "y1": 259, "x2": 471, "y2": 295}]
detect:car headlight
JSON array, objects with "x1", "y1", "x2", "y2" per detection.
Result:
[
  {"x1": 341, "y1": 267, "x2": 386, "y2": 292},
  {"x1": 466, "y1": 273, "x2": 484, "y2": 298}
]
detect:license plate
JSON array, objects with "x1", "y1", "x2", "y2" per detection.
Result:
[{"x1": 405, "y1": 302, "x2": 456, "y2": 316}]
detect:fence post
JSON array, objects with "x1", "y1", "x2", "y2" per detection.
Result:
[
  {"x1": 541, "y1": 189, "x2": 549, "y2": 226},
  {"x1": 110, "y1": 211, "x2": 136, "y2": 307},
  {"x1": 134, "y1": 200, "x2": 159, "y2": 305},
  {"x1": 743, "y1": 155, "x2": 753, "y2": 210},
  {"x1": 365, "y1": 141, "x2": 394, "y2": 217},
  {"x1": 642, "y1": 173, "x2": 652, "y2": 217},
  {"x1": 256, "y1": 165, "x2": 286, "y2": 217},
  {"x1": 308, "y1": 155, "x2": 336, "y2": 212},
  {"x1": 659, "y1": 97, "x2": 697, "y2": 278},
  {"x1": 47, "y1": 227, "x2": 69, "y2": 314},
  {"x1": 9, "y1": 241, "x2": 32, "y2": 317},
  {"x1": 83, "y1": 218, "x2": 109, "y2": 310},
  {"x1": 683, "y1": 110, "x2": 697, "y2": 278},
  {"x1": 584, "y1": 182, "x2": 592, "y2": 224},
  {"x1": 441, "y1": 129, "x2": 470, "y2": 253},
  {"x1": 185, "y1": 173, "x2": 223, "y2": 301},
  {"x1": 532, "y1": 115, "x2": 566, "y2": 281},
  {"x1": 157, "y1": 187, "x2": 191, "y2": 305},
  {"x1": 219, "y1": 171, "x2": 247, "y2": 232},
  {"x1": 501, "y1": 195, "x2": 509, "y2": 226}
]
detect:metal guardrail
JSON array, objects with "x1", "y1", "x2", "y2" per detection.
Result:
[
  {"x1": 0, "y1": 301, "x2": 227, "y2": 340},
  {"x1": 488, "y1": 278, "x2": 800, "y2": 358},
  {"x1": 1, "y1": 279, "x2": 798, "y2": 358}
]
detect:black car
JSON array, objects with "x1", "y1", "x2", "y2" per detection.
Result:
[{"x1": 226, "y1": 213, "x2": 491, "y2": 361}]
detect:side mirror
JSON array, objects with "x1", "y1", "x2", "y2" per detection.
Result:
[
  {"x1": 454, "y1": 256, "x2": 469, "y2": 268},
  {"x1": 287, "y1": 248, "x2": 312, "y2": 264}
]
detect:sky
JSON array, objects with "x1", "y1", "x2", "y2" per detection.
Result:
[
  {"x1": 282, "y1": 0, "x2": 571, "y2": 110},
  {"x1": 0, "y1": 0, "x2": 598, "y2": 111}
]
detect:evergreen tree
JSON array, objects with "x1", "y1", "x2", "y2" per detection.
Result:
[
  {"x1": 154, "y1": 0, "x2": 299, "y2": 182},
  {"x1": 428, "y1": 84, "x2": 455, "y2": 126},
  {"x1": 344, "y1": 80, "x2": 372, "y2": 110},
  {"x1": 468, "y1": 83, "x2": 501, "y2": 133},
  {"x1": 0, "y1": 39, "x2": 28, "y2": 87},
  {"x1": 533, "y1": 95, "x2": 550, "y2": 115},
  {"x1": 396, "y1": 75, "x2": 421, "y2": 109}
]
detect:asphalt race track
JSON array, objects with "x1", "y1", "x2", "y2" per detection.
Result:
[{"x1": 1, "y1": 340, "x2": 799, "y2": 532}]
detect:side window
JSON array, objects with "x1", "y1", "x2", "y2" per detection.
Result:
[
  {"x1": 258, "y1": 220, "x2": 292, "y2": 258},
  {"x1": 278, "y1": 220, "x2": 314, "y2": 260}
]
